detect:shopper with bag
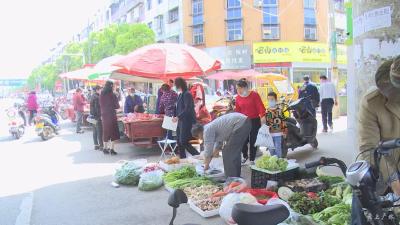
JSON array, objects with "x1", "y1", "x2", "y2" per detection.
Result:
[
  {"x1": 89, "y1": 85, "x2": 103, "y2": 151},
  {"x1": 191, "y1": 112, "x2": 252, "y2": 177},
  {"x1": 265, "y1": 92, "x2": 286, "y2": 158},
  {"x1": 235, "y1": 78, "x2": 266, "y2": 165}
]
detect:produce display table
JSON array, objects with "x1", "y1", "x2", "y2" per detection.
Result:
[{"x1": 123, "y1": 116, "x2": 165, "y2": 147}]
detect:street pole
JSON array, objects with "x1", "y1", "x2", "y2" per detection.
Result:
[{"x1": 328, "y1": 0, "x2": 340, "y2": 118}]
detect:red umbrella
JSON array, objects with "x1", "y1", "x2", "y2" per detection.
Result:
[{"x1": 113, "y1": 43, "x2": 221, "y2": 79}]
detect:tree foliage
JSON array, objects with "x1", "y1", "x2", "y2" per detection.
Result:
[{"x1": 27, "y1": 23, "x2": 155, "y2": 91}]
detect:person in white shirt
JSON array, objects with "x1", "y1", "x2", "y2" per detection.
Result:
[{"x1": 319, "y1": 75, "x2": 338, "y2": 132}]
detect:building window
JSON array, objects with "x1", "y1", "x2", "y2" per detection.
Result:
[
  {"x1": 304, "y1": 25, "x2": 317, "y2": 40},
  {"x1": 147, "y1": 22, "x2": 152, "y2": 29},
  {"x1": 336, "y1": 29, "x2": 346, "y2": 44},
  {"x1": 226, "y1": 0, "x2": 242, "y2": 41},
  {"x1": 262, "y1": 25, "x2": 279, "y2": 40},
  {"x1": 193, "y1": 25, "x2": 204, "y2": 45},
  {"x1": 169, "y1": 8, "x2": 179, "y2": 23},
  {"x1": 155, "y1": 15, "x2": 164, "y2": 34},
  {"x1": 227, "y1": 0, "x2": 242, "y2": 19},
  {"x1": 192, "y1": 0, "x2": 203, "y2": 25},
  {"x1": 334, "y1": 0, "x2": 345, "y2": 12},
  {"x1": 147, "y1": 0, "x2": 152, "y2": 10},
  {"x1": 192, "y1": 0, "x2": 204, "y2": 45},
  {"x1": 227, "y1": 20, "x2": 243, "y2": 41},
  {"x1": 262, "y1": 0, "x2": 279, "y2": 40},
  {"x1": 304, "y1": 0, "x2": 316, "y2": 40},
  {"x1": 158, "y1": 0, "x2": 162, "y2": 4}
]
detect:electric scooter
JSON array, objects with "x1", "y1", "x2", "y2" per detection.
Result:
[{"x1": 6, "y1": 107, "x2": 25, "y2": 139}]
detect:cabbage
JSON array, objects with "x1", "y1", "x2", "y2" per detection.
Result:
[{"x1": 255, "y1": 155, "x2": 288, "y2": 171}]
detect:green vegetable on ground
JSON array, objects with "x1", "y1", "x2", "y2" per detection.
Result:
[
  {"x1": 167, "y1": 177, "x2": 214, "y2": 189},
  {"x1": 114, "y1": 161, "x2": 142, "y2": 185},
  {"x1": 312, "y1": 203, "x2": 351, "y2": 225},
  {"x1": 255, "y1": 155, "x2": 288, "y2": 171},
  {"x1": 318, "y1": 176, "x2": 345, "y2": 186},
  {"x1": 288, "y1": 192, "x2": 341, "y2": 215},
  {"x1": 163, "y1": 166, "x2": 197, "y2": 184}
]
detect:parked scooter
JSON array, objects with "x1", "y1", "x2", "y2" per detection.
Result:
[
  {"x1": 167, "y1": 189, "x2": 289, "y2": 225},
  {"x1": 277, "y1": 96, "x2": 318, "y2": 157},
  {"x1": 6, "y1": 107, "x2": 25, "y2": 139},
  {"x1": 35, "y1": 106, "x2": 60, "y2": 141}
]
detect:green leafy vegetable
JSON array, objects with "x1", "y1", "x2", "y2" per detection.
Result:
[
  {"x1": 312, "y1": 203, "x2": 351, "y2": 225},
  {"x1": 288, "y1": 192, "x2": 341, "y2": 215},
  {"x1": 168, "y1": 177, "x2": 213, "y2": 189},
  {"x1": 114, "y1": 161, "x2": 142, "y2": 185},
  {"x1": 163, "y1": 166, "x2": 197, "y2": 184},
  {"x1": 255, "y1": 155, "x2": 288, "y2": 171},
  {"x1": 318, "y1": 176, "x2": 345, "y2": 186}
]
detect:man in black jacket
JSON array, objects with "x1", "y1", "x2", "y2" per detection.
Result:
[
  {"x1": 90, "y1": 85, "x2": 103, "y2": 150},
  {"x1": 299, "y1": 75, "x2": 320, "y2": 117}
]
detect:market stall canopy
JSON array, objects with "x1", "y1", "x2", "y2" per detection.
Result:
[
  {"x1": 59, "y1": 67, "x2": 94, "y2": 80},
  {"x1": 206, "y1": 69, "x2": 261, "y2": 81},
  {"x1": 113, "y1": 43, "x2": 221, "y2": 79},
  {"x1": 110, "y1": 72, "x2": 164, "y2": 83},
  {"x1": 88, "y1": 55, "x2": 124, "y2": 80}
]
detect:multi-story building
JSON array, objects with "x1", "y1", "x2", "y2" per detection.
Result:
[
  {"x1": 181, "y1": 0, "x2": 347, "y2": 85},
  {"x1": 143, "y1": 0, "x2": 183, "y2": 43}
]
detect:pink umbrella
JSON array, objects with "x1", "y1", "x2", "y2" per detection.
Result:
[{"x1": 113, "y1": 43, "x2": 221, "y2": 79}]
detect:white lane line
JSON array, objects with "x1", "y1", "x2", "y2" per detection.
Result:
[{"x1": 15, "y1": 192, "x2": 33, "y2": 225}]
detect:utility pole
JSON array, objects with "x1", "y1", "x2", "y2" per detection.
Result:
[{"x1": 328, "y1": 0, "x2": 340, "y2": 118}]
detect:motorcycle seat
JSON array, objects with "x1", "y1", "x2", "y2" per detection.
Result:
[{"x1": 232, "y1": 203, "x2": 289, "y2": 225}]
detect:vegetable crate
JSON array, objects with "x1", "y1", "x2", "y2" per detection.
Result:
[{"x1": 250, "y1": 166, "x2": 300, "y2": 188}]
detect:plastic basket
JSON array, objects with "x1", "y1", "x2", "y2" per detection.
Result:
[{"x1": 250, "y1": 166, "x2": 300, "y2": 188}]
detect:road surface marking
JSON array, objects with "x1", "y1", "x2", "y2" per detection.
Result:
[{"x1": 15, "y1": 192, "x2": 33, "y2": 225}]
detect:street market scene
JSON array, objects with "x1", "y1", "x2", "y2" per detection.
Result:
[{"x1": 0, "y1": 0, "x2": 400, "y2": 225}]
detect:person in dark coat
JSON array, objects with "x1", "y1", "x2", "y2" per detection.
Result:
[
  {"x1": 124, "y1": 88, "x2": 143, "y2": 114},
  {"x1": 100, "y1": 81, "x2": 120, "y2": 155},
  {"x1": 172, "y1": 77, "x2": 199, "y2": 158},
  {"x1": 299, "y1": 75, "x2": 320, "y2": 117},
  {"x1": 90, "y1": 85, "x2": 103, "y2": 151}
]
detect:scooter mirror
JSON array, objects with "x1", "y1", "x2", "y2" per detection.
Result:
[
  {"x1": 168, "y1": 189, "x2": 188, "y2": 208},
  {"x1": 232, "y1": 203, "x2": 289, "y2": 225}
]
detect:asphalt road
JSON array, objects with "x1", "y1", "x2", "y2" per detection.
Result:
[{"x1": 0, "y1": 98, "x2": 356, "y2": 225}]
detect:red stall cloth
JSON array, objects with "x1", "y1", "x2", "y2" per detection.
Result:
[{"x1": 113, "y1": 43, "x2": 221, "y2": 80}]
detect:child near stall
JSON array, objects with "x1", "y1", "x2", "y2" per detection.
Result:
[{"x1": 265, "y1": 92, "x2": 286, "y2": 158}]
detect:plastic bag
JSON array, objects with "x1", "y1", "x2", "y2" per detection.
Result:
[
  {"x1": 246, "y1": 189, "x2": 278, "y2": 205},
  {"x1": 255, "y1": 124, "x2": 275, "y2": 148},
  {"x1": 138, "y1": 170, "x2": 164, "y2": 191},
  {"x1": 114, "y1": 161, "x2": 143, "y2": 185},
  {"x1": 219, "y1": 193, "x2": 259, "y2": 224}
]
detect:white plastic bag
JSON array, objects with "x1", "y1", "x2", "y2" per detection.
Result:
[
  {"x1": 219, "y1": 193, "x2": 259, "y2": 225},
  {"x1": 255, "y1": 124, "x2": 275, "y2": 148}
]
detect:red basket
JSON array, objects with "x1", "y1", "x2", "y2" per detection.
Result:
[{"x1": 246, "y1": 189, "x2": 278, "y2": 205}]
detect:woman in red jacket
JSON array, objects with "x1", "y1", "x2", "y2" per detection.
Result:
[{"x1": 235, "y1": 78, "x2": 266, "y2": 165}]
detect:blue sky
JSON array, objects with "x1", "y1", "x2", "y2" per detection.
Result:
[{"x1": 0, "y1": 0, "x2": 108, "y2": 78}]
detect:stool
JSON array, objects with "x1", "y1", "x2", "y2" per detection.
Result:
[{"x1": 158, "y1": 138, "x2": 177, "y2": 159}]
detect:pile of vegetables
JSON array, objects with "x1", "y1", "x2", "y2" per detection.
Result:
[
  {"x1": 318, "y1": 176, "x2": 345, "y2": 186},
  {"x1": 184, "y1": 185, "x2": 222, "y2": 202},
  {"x1": 288, "y1": 192, "x2": 341, "y2": 215},
  {"x1": 163, "y1": 166, "x2": 197, "y2": 184},
  {"x1": 114, "y1": 161, "x2": 142, "y2": 185},
  {"x1": 193, "y1": 197, "x2": 222, "y2": 211},
  {"x1": 312, "y1": 203, "x2": 351, "y2": 225},
  {"x1": 168, "y1": 177, "x2": 214, "y2": 189},
  {"x1": 326, "y1": 183, "x2": 353, "y2": 205},
  {"x1": 255, "y1": 155, "x2": 288, "y2": 171}
]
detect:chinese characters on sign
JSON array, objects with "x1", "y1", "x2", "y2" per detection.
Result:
[
  {"x1": 205, "y1": 45, "x2": 251, "y2": 70},
  {"x1": 353, "y1": 6, "x2": 392, "y2": 38}
]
